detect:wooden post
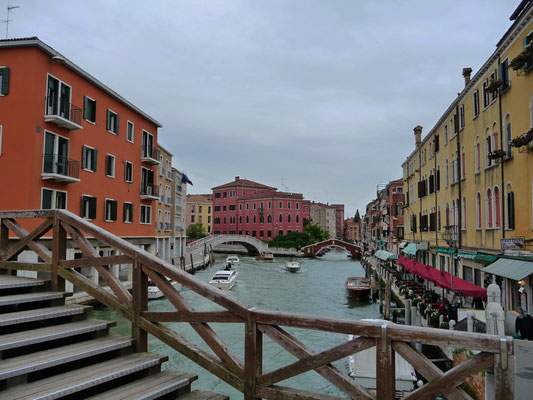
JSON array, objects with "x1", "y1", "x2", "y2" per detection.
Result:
[
  {"x1": 493, "y1": 339, "x2": 515, "y2": 400},
  {"x1": 190, "y1": 253, "x2": 194, "y2": 272},
  {"x1": 376, "y1": 324, "x2": 395, "y2": 400},
  {"x1": 0, "y1": 219, "x2": 10, "y2": 275},
  {"x1": 132, "y1": 254, "x2": 148, "y2": 352},
  {"x1": 51, "y1": 214, "x2": 66, "y2": 291},
  {"x1": 244, "y1": 316, "x2": 262, "y2": 400},
  {"x1": 378, "y1": 275, "x2": 383, "y2": 313},
  {"x1": 384, "y1": 274, "x2": 391, "y2": 320}
]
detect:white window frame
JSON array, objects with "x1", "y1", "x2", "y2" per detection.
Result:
[
  {"x1": 105, "y1": 154, "x2": 116, "y2": 178},
  {"x1": 104, "y1": 198, "x2": 117, "y2": 222},
  {"x1": 107, "y1": 109, "x2": 119, "y2": 135},
  {"x1": 140, "y1": 205, "x2": 152, "y2": 224},
  {"x1": 127, "y1": 120, "x2": 134, "y2": 143},
  {"x1": 45, "y1": 73, "x2": 72, "y2": 118},
  {"x1": 124, "y1": 202, "x2": 133, "y2": 223},
  {"x1": 81, "y1": 194, "x2": 96, "y2": 220},
  {"x1": 473, "y1": 90, "x2": 479, "y2": 119},
  {"x1": 82, "y1": 145, "x2": 97, "y2": 173},
  {"x1": 41, "y1": 187, "x2": 67, "y2": 210},
  {"x1": 125, "y1": 161, "x2": 133, "y2": 182},
  {"x1": 83, "y1": 96, "x2": 96, "y2": 124},
  {"x1": 42, "y1": 130, "x2": 70, "y2": 175}
]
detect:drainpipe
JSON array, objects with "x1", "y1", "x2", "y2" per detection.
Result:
[
  {"x1": 434, "y1": 136, "x2": 439, "y2": 247},
  {"x1": 456, "y1": 104, "x2": 462, "y2": 249},
  {"x1": 498, "y1": 54, "x2": 506, "y2": 238}
]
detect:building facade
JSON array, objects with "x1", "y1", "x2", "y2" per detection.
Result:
[
  {"x1": 401, "y1": 3, "x2": 533, "y2": 330},
  {"x1": 155, "y1": 145, "x2": 174, "y2": 261},
  {"x1": 212, "y1": 177, "x2": 304, "y2": 240},
  {"x1": 172, "y1": 168, "x2": 187, "y2": 262},
  {"x1": 343, "y1": 217, "x2": 361, "y2": 242},
  {"x1": 0, "y1": 37, "x2": 161, "y2": 248},
  {"x1": 186, "y1": 194, "x2": 213, "y2": 234},
  {"x1": 332, "y1": 204, "x2": 345, "y2": 239}
]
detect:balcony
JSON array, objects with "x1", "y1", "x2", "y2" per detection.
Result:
[
  {"x1": 442, "y1": 225, "x2": 459, "y2": 247},
  {"x1": 44, "y1": 96, "x2": 83, "y2": 131},
  {"x1": 140, "y1": 184, "x2": 159, "y2": 201},
  {"x1": 41, "y1": 154, "x2": 80, "y2": 183},
  {"x1": 141, "y1": 147, "x2": 160, "y2": 165}
]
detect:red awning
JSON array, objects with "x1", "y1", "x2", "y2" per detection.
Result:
[{"x1": 397, "y1": 256, "x2": 487, "y2": 297}]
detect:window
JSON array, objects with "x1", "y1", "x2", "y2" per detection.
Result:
[
  {"x1": 445, "y1": 159, "x2": 449, "y2": 187},
  {"x1": 485, "y1": 128, "x2": 492, "y2": 168},
  {"x1": 296, "y1": 202, "x2": 300, "y2": 210},
  {"x1": 246, "y1": 216, "x2": 249, "y2": 224},
  {"x1": 142, "y1": 130, "x2": 154, "y2": 158},
  {"x1": 494, "y1": 186, "x2": 501, "y2": 228},
  {"x1": 473, "y1": 90, "x2": 480, "y2": 118},
  {"x1": 486, "y1": 189, "x2": 493, "y2": 228},
  {"x1": 288, "y1": 202, "x2": 291, "y2": 209},
  {"x1": 246, "y1": 203, "x2": 249, "y2": 210},
  {"x1": 483, "y1": 79, "x2": 489, "y2": 108},
  {"x1": 124, "y1": 161, "x2": 133, "y2": 182},
  {"x1": 223, "y1": 192, "x2": 227, "y2": 198},
  {"x1": 253, "y1": 203, "x2": 256, "y2": 210},
  {"x1": 279, "y1": 214, "x2": 283, "y2": 223},
  {"x1": 268, "y1": 201, "x2": 272, "y2": 209},
  {"x1": 105, "y1": 154, "x2": 115, "y2": 177},
  {"x1": 444, "y1": 126, "x2": 448, "y2": 144},
  {"x1": 459, "y1": 104, "x2": 465, "y2": 130},
  {"x1": 82, "y1": 145, "x2": 97, "y2": 172},
  {"x1": 141, "y1": 167, "x2": 155, "y2": 195},
  {"x1": 127, "y1": 121, "x2": 134, "y2": 143},
  {"x1": 267, "y1": 214, "x2": 272, "y2": 223},
  {"x1": 43, "y1": 131, "x2": 70, "y2": 176},
  {"x1": 41, "y1": 188, "x2": 66, "y2": 209},
  {"x1": 296, "y1": 215, "x2": 299, "y2": 223},
  {"x1": 81, "y1": 195, "x2": 97, "y2": 219},
  {"x1": 279, "y1": 201, "x2": 283, "y2": 208},
  {"x1": 106, "y1": 109, "x2": 119, "y2": 134},
  {"x1": 462, "y1": 197, "x2": 466, "y2": 230},
  {"x1": 46, "y1": 75, "x2": 71, "y2": 120},
  {"x1": 474, "y1": 137, "x2": 480, "y2": 173},
  {"x1": 140, "y1": 205, "x2": 152, "y2": 224},
  {"x1": 83, "y1": 96, "x2": 96, "y2": 123},
  {"x1": 476, "y1": 193, "x2": 482, "y2": 229},
  {"x1": 105, "y1": 199, "x2": 118, "y2": 221},
  {"x1": 461, "y1": 146, "x2": 465, "y2": 179},
  {"x1": 159, "y1": 183, "x2": 163, "y2": 202},
  {"x1": 0, "y1": 66, "x2": 10, "y2": 95},
  {"x1": 504, "y1": 114, "x2": 512, "y2": 157},
  {"x1": 239, "y1": 204, "x2": 242, "y2": 211},
  {"x1": 506, "y1": 185, "x2": 515, "y2": 230},
  {"x1": 215, "y1": 192, "x2": 221, "y2": 199},
  {"x1": 288, "y1": 214, "x2": 291, "y2": 223},
  {"x1": 123, "y1": 202, "x2": 133, "y2": 223},
  {"x1": 499, "y1": 59, "x2": 510, "y2": 92}
]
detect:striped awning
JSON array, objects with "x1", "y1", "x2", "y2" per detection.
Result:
[
  {"x1": 375, "y1": 250, "x2": 398, "y2": 261},
  {"x1": 482, "y1": 258, "x2": 533, "y2": 281}
]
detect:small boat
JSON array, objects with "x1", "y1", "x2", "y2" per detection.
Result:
[
  {"x1": 284, "y1": 261, "x2": 301, "y2": 273},
  {"x1": 348, "y1": 320, "x2": 418, "y2": 393},
  {"x1": 226, "y1": 255, "x2": 240, "y2": 264},
  {"x1": 345, "y1": 277, "x2": 371, "y2": 299},
  {"x1": 256, "y1": 251, "x2": 274, "y2": 261},
  {"x1": 209, "y1": 270, "x2": 238, "y2": 290},
  {"x1": 147, "y1": 279, "x2": 179, "y2": 300}
]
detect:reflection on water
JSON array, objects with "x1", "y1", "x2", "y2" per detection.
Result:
[{"x1": 89, "y1": 248, "x2": 381, "y2": 398}]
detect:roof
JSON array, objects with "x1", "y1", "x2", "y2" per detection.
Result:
[
  {"x1": 0, "y1": 37, "x2": 162, "y2": 128},
  {"x1": 187, "y1": 194, "x2": 213, "y2": 203},
  {"x1": 211, "y1": 178, "x2": 276, "y2": 191},
  {"x1": 375, "y1": 250, "x2": 398, "y2": 261},
  {"x1": 482, "y1": 258, "x2": 533, "y2": 281}
]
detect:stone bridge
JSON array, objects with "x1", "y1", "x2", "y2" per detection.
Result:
[
  {"x1": 301, "y1": 238, "x2": 362, "y2": 258},
  {"x1": 187, "y1": 234, "x2": 269, "y2": 256}
]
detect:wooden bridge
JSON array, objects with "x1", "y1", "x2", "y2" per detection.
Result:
[
  {"x1": 0, "y1": 210, "x2": 515, "y2": 399},
  {"x1": 301, "y1": 238, "x2": 363, "y2": 258}
]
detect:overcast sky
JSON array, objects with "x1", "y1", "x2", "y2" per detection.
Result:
[{"x1": 2, "y1": 0, "x2": 518, "y2": 217}]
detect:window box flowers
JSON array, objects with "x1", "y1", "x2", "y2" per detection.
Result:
[
  {"x1": 485, "y1": 79, "x2": 501, "y2": 92},
  {"x1": 487, "y1": 149, "x2": 507, "y2": 160},
  {"x1": 510, "y1": 128, "x2": 533, "y2": 148}
]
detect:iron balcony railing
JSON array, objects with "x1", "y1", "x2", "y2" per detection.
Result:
[
  {"x1": 45, "y1": 96, "x2": 82, "y2": 126},
  {"x1": 443, "y1": 224, "x2": 459, "y2": 247},
  {"x1": 42, "y1": 154, "x2": 80, "y2": 179},
  {"x1": 140, "y1": 184, "x2": 159, "y2": 198},
  {"x1": 142, "y1": 146, "x2": 161, "y2": 161}
]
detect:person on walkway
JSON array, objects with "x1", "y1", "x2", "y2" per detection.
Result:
[{"x1": 515, "y1": 309, "x2": 533, "y2": 340}]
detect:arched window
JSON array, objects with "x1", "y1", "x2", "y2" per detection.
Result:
[
  {"x1": 445, "y1": 159, "x2": 449, "y2": 187},
  {"x1": 486, "y1": 189, "x2": 493, "y2": 228},
  {"x1": 476, "y1": 192, "x2": 481, "y2": 229},
  {"x1": 462, "y1": 196, "x2": 466, "y2": 229},
  {"x1": 461, "y1": 146, "x2": 466, "y2": 179},
  {"x1": 494, "y1": 186, "x2": 500, "y2": 227},
  {"x1": 505, "y1": 184, "x2": 515, "y2": 230},
  {"x1": 474, "y1": 136, "x2": 480, "y2": 173},
  {"x1": 279, "y1": 214, "x2": 283, "y2": 223},
  {"x1": 296, "y1": 215, "x2": 299, "y2": 223},
  {"x1": 452, "y1": 200, "x2": 456, "y2": 226},
  {"x1": 445, "y1": 203, "x2": 450, "y2": 227},
  {"x1": 267, "y1": 214, "x2": 272, "y2": 223},
  {"x1": 288, "y1": 214, "x2": 291, "y2": 223},
  {"x1": 492, "y1": 122, "x2": 499, "y2": 152},
  {"x1": 246, "y1": 215, "x2": 249, "y2": 224},
  {"x1": 239, "y1": 216, "x2": 242, "y2": 224},
  {"x1": 504, "y1": 114, "x2": 512, "y2": 157},
  {"x1": 485, "y1": 127, "x2": 492, "y2": 167},
  {"x1": 253, "y1": 215, "x2": 256, "y2": 224},
  {"x1": 260, "y1": 215, "x2": 264, "y2": 223}
]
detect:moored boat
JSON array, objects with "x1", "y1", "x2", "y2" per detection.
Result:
[
  {"x1": 147, "y1": 279, "x2": 179, "y2": 299},
  {"x1": 256, "y1": 251, "x2": 274, "y2": 261},
  {"x1": 284, "y1": 261, "x2": 301, "y2": 273},
  {"x1": 209, "y1": 270, "x2": 238, "y2": 290},
  {"x1": 226, "y1": 255, "x2": 240, "y2": 264},
  {"x1": 345, "y1": 277, "x2": 371, "y2": 299}
]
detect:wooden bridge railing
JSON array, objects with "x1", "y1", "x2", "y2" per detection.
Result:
[{"x1": 0, "y1": 210, "x2": 515, "y2": 400}]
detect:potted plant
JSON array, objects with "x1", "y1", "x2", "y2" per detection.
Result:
[
  {"x1": 487, "y1": 149, "x2": 507, "y2": 160},
  {"x1": 399, "y1": 285, "x2": 406, "y2": 294},
  {"x1": 418, "y1": 301, "x2": 427, "y2": 314},
  {"x1": 509, "y1": 52, "x2": 531, "y2": 71},
  {"x1": 430, "y1": 311, "x2": 440, "y2": 327},
  {"x1": 510, "y1": 128, "x2": 533, "y2": 147},
  {"x1": 485, "y1": 79, "x2": 501, "y2": 92},
  {"x1": 440, "y1": 321, "x2": 450, "y2": 329},
  {"x1": 412, "y1": 296, "x2": 421, "y2": 307}
]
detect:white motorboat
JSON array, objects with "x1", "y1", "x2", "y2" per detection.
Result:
[
  {"x1": 209, "y1": 270, "x2": 238, "y2": 290},
  {"x1": 226, "y1": 255, "x2": 240, "y2": 264},
  {"x1": 147, "y1": 279, "x2": 179, "y2": 300},
  {"x1": 348, "y1": 320, "x2": 418, "y2": 393},
  {"x1": 284, "y1": 261, "x2": 301, "y2": 273}
]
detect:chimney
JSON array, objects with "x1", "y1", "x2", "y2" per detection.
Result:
[
  {"x1": 235, "y1": 176, "x2": 240, "y2": 181},
  {"x1": 462, "y1": 67, "x2": 472, "y2": 87},
  {"x1": 414, "y1": 125, "x2": 423, "y2": 148}
]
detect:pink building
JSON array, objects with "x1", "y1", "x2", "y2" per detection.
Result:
[{"x1": 212, "y1": 177, "x2": 304, "y2": 240}]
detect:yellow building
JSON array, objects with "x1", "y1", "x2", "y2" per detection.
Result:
[
  {"x1": 402, "y1": 2, "x2": 533, "y2": 331},
  {"x1": 155, "y1": 145, "x2": 175, "y2": 262},
  {"x1": 186, "y1": 194, "x2": 213, "y2": 235}
]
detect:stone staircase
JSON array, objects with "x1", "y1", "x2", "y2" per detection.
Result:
[{"x1": 0, "y1": 274, "x2": 228, "y2": 400}]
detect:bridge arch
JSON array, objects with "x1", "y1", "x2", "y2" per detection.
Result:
[
  {"x1": 301, "y1": 239, "x2": 362, "y2": 258},
  {"x1": 187, "y1": 234, "x2": 269, "y2": 256}
]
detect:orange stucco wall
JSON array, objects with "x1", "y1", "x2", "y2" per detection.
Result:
[{"x1": 0, "y1": 45, "x2": 159, "y2": 238}]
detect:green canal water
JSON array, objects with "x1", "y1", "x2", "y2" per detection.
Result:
[{"x1": 89, "y1": 248, "x2": 380, "y2": 398}]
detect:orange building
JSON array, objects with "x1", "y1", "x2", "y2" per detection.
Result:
[{"x1": 0, "y1": 37, "x2": 161, "y2": 242}]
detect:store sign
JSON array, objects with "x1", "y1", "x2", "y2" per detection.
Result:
[
  {"x1": 417, "y1": 241, "x2": 429, "y2": 250},
  {"x1": 501, "y1": 238, "x2": 524, "y2": 250}
]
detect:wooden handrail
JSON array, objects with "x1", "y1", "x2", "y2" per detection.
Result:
[{"x1": 0, "y1": 210, "x2": 515, "y2": 400}]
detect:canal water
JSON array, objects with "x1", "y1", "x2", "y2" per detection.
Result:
[{"x1": 89, "y1": 248, "x2": 380, "y2": 398}]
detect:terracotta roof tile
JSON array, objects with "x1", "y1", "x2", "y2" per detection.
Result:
[{"x1": 211, "y1": 179, "x2": 276, "y2": 191}]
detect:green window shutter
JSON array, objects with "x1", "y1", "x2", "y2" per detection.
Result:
[
  {"x1": 89, "y1": 197, "x2": 97, "y2": 219},
  {"x1": 42, "y1": 189, "x2": 52, "y2": 209},
  {"x1": 111, "y1": 200, "x2": 118, "y2": 221},
  {"x1": 81, "y1": 146, "x2": 87, "y2": 169},
  {"x1": 81, "y1": 196, "x2": 86, "y2": 217},
  {"x1": 106, "y1": 110, "x2": 111, "y2": 131},
  {"x1": 509, "y1": 192, "x2": 515, "y2": 230},
  {"x1": 1, "y1": 67, "x2": 10, "y2": 95},
  {"x1": 524, "y1": 37, "x2": 532, "y2": 71},
  {"x1": 115, "y1": 114, "x2": 119, "y2": 134},
  {"x1": 123, "y1": 203, "x2": 127, "y2": 222},
  {"x1": 93, "y1": 149, "x2": 98, "y2": 171},
  {"x1": 83, "y1": 97, "x2": 89, "y2": 120}
]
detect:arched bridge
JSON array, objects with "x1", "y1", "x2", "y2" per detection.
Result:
[
  {"x1": 302, "y1": 238, "x2": 362, "y2": 258},
  {"x1": 187, "y1": 234, "x2": 269, "y2": 256}
]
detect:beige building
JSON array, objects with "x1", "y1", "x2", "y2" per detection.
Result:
[
  {"x1": 186, "y1": 194, "x2": 213, "y2": 234},
  {"x1": 172, "y1": 167, "x2": 187, "y2": 262},
  {"x1": 155, "y1": 145, "x2": 174, "y2": 262},
  {"x1": 309, "y1": 202, "x2": 336, "y2": 238}
]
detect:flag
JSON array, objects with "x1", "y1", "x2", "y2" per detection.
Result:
[{"x1": 181, "y1": 173, "x2": 193, "y2": 186}]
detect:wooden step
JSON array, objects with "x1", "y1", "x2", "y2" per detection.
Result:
[
  {"x1": 0, "y1": 305, "x2": 91, "y2": 327},
  {"x1": 0, "y1": 352, "x2": 167, "y2": 399},
  {"x1": 0, "y1": 335, "x2": 133, "y2": 380},
  {"x1": 0, "y1": 275, "x2": 48, "y2": 290},
  {"x1": 0, "y1": 319, "x2": 115, "y2": 352},
  {"x1": 179, "y1": 390, "x2": 229, "y2": 400},
  {"x1": 0, "y1": 291, "x2": 67, "y2": 307},
  {"x1": 87, "y1": 370, "x2": 196, "y2": 400}
]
